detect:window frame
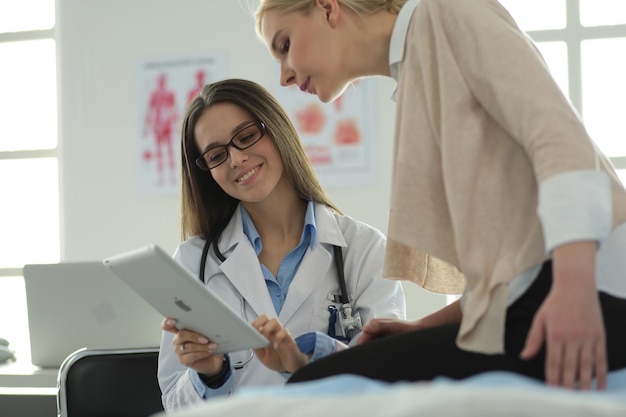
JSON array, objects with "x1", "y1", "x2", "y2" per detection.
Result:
[
  {"x1": 0, "y1": 20, "x2": 57, "y2": 279},
  {"x1": 522, "y1": 1, "x2": 626, "y2": 169}
]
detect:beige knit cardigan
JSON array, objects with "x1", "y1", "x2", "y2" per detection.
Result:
[{"x1": 383, "y1": 0, "x2": 626, "y2": 353}]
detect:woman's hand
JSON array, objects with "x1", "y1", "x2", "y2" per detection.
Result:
[
  {"x1": 358, "y1": 299, "x2": 463, "y2": 345},
  {"x1": 252, "y1": 315, "x2": 310, "y2": 373},
  {"x1": 161, "y1": 318, "x2": 225, "y2": 376},
  {"x1": 521, "y1": 242, "x2": 606, "y2": 390},
  {"x1": 357, "y1": 318, "x2": 420, "y2": 345}
]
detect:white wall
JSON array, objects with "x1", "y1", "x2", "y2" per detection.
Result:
[{"x1": 57, "y1": 0, "x2": 446, "y2": 319}]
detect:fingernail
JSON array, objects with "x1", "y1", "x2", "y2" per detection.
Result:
[
  {"x1": 166, "y1": 319, "x2": 176, "y2": 326},
  {"x1": 198, "y1": 336, "x2": 209, "y2": 344},
  {"x1": 208, "y1": 343, "x2": 217, "y2": 350}
]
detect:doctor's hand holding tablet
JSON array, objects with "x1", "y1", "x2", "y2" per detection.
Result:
[
  {"x1": 160, "y1": 312, "x2": 334, "y2": 378},
  {"x1": 161, "y1": 315, "x2": 313, "y2": 377},
  {"x1": 161, "y1": 318, "x2": 225, "y2": 378}
]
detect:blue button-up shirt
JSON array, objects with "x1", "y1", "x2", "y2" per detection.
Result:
[{"x1": 241, "y1": 202, "x2": 316, "y2": 314}]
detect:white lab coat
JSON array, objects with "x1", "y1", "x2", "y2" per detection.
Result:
[{"x1": 158, "y1": 203, "x2": 406, "y2": 410}]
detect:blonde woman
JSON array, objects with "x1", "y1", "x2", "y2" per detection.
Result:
[{"x1": 254, "y1": 0, "x2": 626, "y2": 390}]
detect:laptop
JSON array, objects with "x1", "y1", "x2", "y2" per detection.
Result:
[{"x1": 23, "y1": 261, "x2": 164, "y2": 368}]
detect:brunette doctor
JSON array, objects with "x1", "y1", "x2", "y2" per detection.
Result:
[{"x1": 157, "y1": 78, "x2": 406, "y2": 411}]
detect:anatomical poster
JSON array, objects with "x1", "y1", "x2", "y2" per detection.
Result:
[
  {"x1": 273, "y1": 78, "x2": 376, "y2": 189},
  {"x1": 135, "y1": 53, "x2": 227, "y2": 195}
]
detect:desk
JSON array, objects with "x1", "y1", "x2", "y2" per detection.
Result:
[
  {"x1": 0, "y1": 358, "x2": 58, "y2": 417},
  {"x1": 0, "y1": 359, "x2": 57, "y2": 388}
]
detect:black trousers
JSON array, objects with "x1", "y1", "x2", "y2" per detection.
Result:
[{"x1": 289, "y1": 262, "x2": 626, "y2": 384}]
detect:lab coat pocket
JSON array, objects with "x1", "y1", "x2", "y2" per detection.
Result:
[{"x1": 310, "y1": 303, "x2": 340, "y2": 335}]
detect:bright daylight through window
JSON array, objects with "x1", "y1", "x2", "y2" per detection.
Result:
[
  {"x1": 498, "y1": 0, "x2": 626, "y2": 183},
  {"x1": 0, "y1": 0, "x2": 58, "y2": 363}
]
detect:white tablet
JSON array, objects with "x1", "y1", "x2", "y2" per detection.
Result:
[{"x1": 103, "y1": 244, "x2": 269, "y2": 354}]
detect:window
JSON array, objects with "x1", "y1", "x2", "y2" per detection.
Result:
[
  {"x1": 0, "y1": 0, "x2": 58, "y2": 362},
  {"x1": 498, "y1": 0, "x2": 626, "y2": 183}
]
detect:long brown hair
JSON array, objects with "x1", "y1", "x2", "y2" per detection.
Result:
[{"x1": 180, "y1": 78, "x2": 340, "y2": 256}]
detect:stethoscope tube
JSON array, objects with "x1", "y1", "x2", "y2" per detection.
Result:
[{"x1": 332, "y1": 245, "x2": 349, "y2": 304}]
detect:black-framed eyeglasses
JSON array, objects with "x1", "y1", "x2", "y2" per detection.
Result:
[{"x1": 195, "y1": 121, "x2": 267, "y2": 171}]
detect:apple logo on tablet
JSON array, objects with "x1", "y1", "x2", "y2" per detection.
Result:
[{"x1": 174, "y1": 297, "x2": 192, "y2": 312}]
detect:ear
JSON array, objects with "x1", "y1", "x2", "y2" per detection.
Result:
[{"x1": 315, "y1": 0, "x2": 341, "y2": 28}]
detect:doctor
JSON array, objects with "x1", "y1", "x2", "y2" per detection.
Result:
[{"x1": 157, "y1": 78, "x2": 406, "y2": 412}]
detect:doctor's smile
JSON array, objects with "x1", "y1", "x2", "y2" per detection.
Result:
[{"x1": 235, "y1": 164, "x2": 262, "y2": 185}]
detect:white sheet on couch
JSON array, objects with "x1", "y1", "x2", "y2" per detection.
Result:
[{"x1": 154, "y1": 369, "x2": 626, "y2": 417}]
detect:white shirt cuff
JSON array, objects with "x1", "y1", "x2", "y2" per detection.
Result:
[{"x1": 537, "y1": 170, "x2": 612, "y2": 253}]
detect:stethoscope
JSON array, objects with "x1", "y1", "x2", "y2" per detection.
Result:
[
  {"x1": 198, "y1": 239, "x2": 363, "y2": 369},
  {"x1": 328, "y1": 245, "x2": 363, "y2": 341}
]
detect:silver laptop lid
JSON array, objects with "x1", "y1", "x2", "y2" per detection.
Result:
[{"x1": 23, "y1": 261, "x2": 163, "y2": 368}]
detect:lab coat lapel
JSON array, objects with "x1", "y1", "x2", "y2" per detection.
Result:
[
  {"x1": 278, "y1": 204, "x2": 347, "y2": 324},
  {"x1": 218, "y1": 207, "x2": 276, "y2": 318}
]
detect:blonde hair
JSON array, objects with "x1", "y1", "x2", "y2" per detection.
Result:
[
  {"x1": 255, "y1": 0, "x2": 407, "y2": 37},
  {"x1": 180, "y1": 78, "x2": 340, "y2": 248}
]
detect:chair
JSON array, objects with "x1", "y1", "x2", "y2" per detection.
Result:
[{"x1": 57, "y1": 347, "x2": 164, "y2": 417}]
